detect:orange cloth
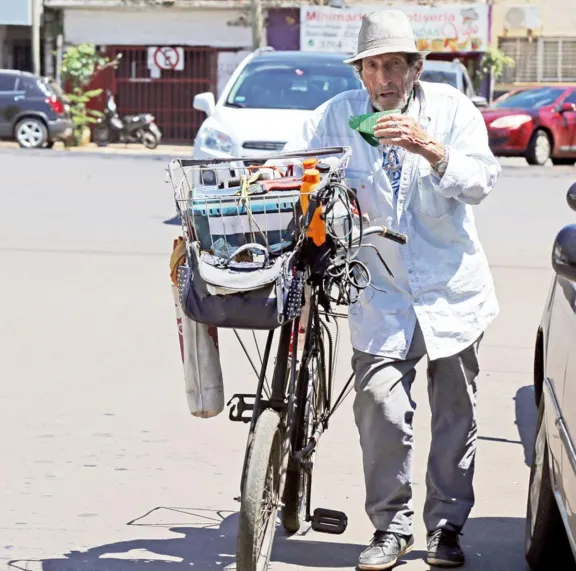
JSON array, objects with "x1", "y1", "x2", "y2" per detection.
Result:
[{"x1": 170, "y1": 236, "x2": 187, "y2": 285}]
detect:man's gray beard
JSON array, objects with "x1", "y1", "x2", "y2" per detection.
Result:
[
  {"x1": 370, "y1": 94, "x2": 409, "y2": 111},
  {"x1": 371, "y1": 87, "x2": 412, "y2": 112}
]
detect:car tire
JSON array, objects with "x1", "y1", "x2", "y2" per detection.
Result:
[
  {"x1": 14, "y1": 117, "x2": 48, "y2": 149},
  {"x1": 551, "y1": 158, "x2": 576, "y2": 166},
  {"x1": 526, "y1": 130, "x2": 552, "y2": 166},
  {"x1": 525, "y1": 399, "x2": 575, "y2": 570}
]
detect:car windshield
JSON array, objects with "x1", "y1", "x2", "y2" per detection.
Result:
[
  {"x1": 420, "y1": 70, "x2": 458, "y2": 88},
  {"x1": 493, "y1": 88, "x2": 565, "y2": 109},
  {"x1": 225, "y1": 60, "x2": 362, "y2": 110}
]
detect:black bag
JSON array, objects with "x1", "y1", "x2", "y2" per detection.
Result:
[{"x1": 177, "y1": 242, "x2": 301, "y2": 330}]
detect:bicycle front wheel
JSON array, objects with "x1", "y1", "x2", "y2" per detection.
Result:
[
  {"x1": 237, "y1": 408, "x2": 283, "y2": 571},
  {"x1": 281, "y1": 301, "x2": 326, "y2": 533}
]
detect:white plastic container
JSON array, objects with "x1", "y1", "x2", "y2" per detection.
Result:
[{"x1": 171, "y1": 284, "x2": 225, "y2": 419}]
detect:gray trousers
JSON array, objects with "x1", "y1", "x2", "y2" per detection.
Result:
[{"x1": 352, "y1": 322, "x2": 482, "y2": 536}]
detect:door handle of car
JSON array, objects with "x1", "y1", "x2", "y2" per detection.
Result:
[{"x1": 13, "y1": 95, "x2": 25, "y2": 101}]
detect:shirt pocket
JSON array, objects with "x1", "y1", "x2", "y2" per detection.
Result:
[
  {"x1": 345, "y1": 168, "x2": 382, "y2": 221},
  {"x1": 409, "y1": 163, "x2": 455, "y2": 219}
]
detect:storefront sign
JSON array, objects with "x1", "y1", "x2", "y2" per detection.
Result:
[{"x1": 300, "y1": 4, "x2": 489, "y2": 54}]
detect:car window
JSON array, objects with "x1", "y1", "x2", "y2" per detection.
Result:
[
  {"x1": 225, "y1": 61, "x2": 362, "y2": 111},
  {"x1": 47, "y1": 80, "x2": 65, "y2": 98},
  {"x1": 493, "y1": 88, "x2": 565, "y2": 109},
  {"x1": 0, "y1": 74, "x2": 17, "y2": 91},
  {"x1": 564, "y1": 91, "x2": 576, "y2": 104},
  {"x1": 17, "y1": 76, "x2": 45, "y2": 96},
  {"x1": 420, "y1": 70, "x2": 458, "y2": 89},
  {"x1": 462, "y1": 70, "x2": 474, "y2": 96}
]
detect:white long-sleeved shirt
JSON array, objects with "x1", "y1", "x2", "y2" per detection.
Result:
[{"x1": 283, "y1": 81, "x2": 501, "y2": 361}]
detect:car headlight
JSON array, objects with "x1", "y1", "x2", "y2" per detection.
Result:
[
  {"x1": 490, "y1": 115, "x2": 532, "y2": 129},
  {"x1": 197, "y1": 126, "x2": 234, "y2": 153}
]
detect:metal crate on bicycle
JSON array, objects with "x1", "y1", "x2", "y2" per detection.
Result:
[{"x1": 166, "y1": 146, "x2": 408, "y2": 571}]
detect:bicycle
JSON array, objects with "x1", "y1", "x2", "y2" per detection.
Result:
[{"x1": 167, "y1": 147, "x2": 407, "y2": 571}]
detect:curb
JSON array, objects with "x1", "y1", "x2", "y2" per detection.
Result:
[{"x1": 0, "y1": 143, "x2": 192, "y2": 163}]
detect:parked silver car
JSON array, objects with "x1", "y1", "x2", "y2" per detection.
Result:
[
  {"x1": 420, "y1": 59, "x2": 487, "y2": 108},
  {"x1": 527, "y1": 181, "x2": 576, "y2": 570}
]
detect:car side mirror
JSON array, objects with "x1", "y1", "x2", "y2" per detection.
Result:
[
  {"x1": 194, "y1": 92, "x2": 216, "y2": 117},
  {"x1": 552, "y1": 224, "x2": 576, "y2": 281},
  {"x1": 559, "y1": 102, "x2": 576, "y2": 113},
  {"x1": 471, "y1": 95, "x2": 488, "y2": 108},
  {"x1": 567, "y1": 182, "x2": 576, "y2": 213}
]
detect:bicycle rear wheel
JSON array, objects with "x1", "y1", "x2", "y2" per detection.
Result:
[{"x1": 237, "y1": 408, "x2": 283, "y2": 571}]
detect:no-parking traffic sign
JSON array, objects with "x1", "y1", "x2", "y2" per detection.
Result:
[{"x1": 147, "y1": 47, "x2": 185, "y2": 71}]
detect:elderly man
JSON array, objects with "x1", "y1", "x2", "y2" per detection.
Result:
[{"x1": 284, "y1": 9, "x2": 500, "y2": 571}]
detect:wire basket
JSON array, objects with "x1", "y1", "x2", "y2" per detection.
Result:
[{"x1": 166, "y1": 148, "x2": 351, "y2": 262}]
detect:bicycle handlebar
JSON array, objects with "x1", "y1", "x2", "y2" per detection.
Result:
[{"x1": 362, "y1": 225, "x2": 408, "y2": 245}]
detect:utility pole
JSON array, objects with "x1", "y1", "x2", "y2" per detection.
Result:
[
  {"x1": 31, "y1": 0, "x2": 41, "y2": 75},
  {"x1": 250, "y1": 0, "x2": 265, "y2": 50}
]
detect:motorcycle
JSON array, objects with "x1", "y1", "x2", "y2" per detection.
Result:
[{"x1": 93, "y1": 91, "x2": 162, "y2": 150}]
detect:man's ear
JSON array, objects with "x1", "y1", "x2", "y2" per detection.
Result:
[{"x1": 414, "y1": 59, "x2": 424, "y2": 81}]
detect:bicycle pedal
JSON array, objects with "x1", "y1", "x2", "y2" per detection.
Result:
[{"x1": 310, "y1": 508, "x2": 348, "y2": 535}]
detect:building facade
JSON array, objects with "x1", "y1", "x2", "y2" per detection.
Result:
[
  {"x1": 491, "y1": 0, "x2": 576, "y2": 94},
  {"x1": 44, "y1": 0, "x2": 273, "y2": 141},
  {"x1": 44, "y1": 0, "x2": 493, "y2": 142},
  {"x1": 0, "y1": 0, "x2": 36, "y2": 71}
]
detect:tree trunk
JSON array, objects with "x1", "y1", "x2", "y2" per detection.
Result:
[{"x1": 489, "y1": 69, "x2": 496, "y2": 104}]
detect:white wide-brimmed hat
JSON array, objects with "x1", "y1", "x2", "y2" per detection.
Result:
[{"x1": 344, "y1": 9, "x2": 430, "y2": 65}]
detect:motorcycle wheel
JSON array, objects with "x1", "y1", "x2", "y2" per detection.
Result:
[
  {"x1": 93, "y1": 124, "x2": 111, "y2": 147},
  {"x1": 142, "y1": 129, "x2": 159, "y2": 150}
]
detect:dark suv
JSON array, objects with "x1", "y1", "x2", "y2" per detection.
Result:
[{"x1": 0, "y1": 70, "x2": 73, "y2": 148}]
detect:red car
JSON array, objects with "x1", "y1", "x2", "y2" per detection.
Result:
[{"x1": 482, "y1": 86, "x2": 576, "y2": 166}]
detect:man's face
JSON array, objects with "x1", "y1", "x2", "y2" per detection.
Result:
[{"x1": 360, "y1": 53, "x2": 423, "y2": 111}]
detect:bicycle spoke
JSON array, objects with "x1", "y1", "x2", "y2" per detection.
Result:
[
  {"x1": 252, "y1": 330, "x2": 272, "y2": 399},
  {"x1": 256, "y1": 447, "x2": 279, "y2": 565},
  {"x1": 234, "y1": 329, "x2": 271, "y2": 399}
]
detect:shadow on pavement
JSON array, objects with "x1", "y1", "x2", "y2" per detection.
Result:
[
  {"x1": 163, "y1": 214, "x2": 181, "y2": 226},
  {"x1": 514, "y1": 385, "x2": 538, "y2": 466},
  {"x1": 7, "y1": 509, "x2": 527, "y2": 571},
  {"x1": 460, "y1": 516, "x2": 526, "y2": 571},
  {"x1": 7, "y1": 508, "x2": 364, "y2": 570},
  {"x1": 404, "y1": 517, "x2": 526, "y2": 571},
  {"x1": 477, "y1": 385, "x2": 537, "y2": 468}
]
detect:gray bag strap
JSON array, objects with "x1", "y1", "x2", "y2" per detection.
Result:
[
  {"x1": 198, "y1": 250, "x2": 287, "y2": 292},
  {"x1": 224, "y1": 243, "x2": 269, "y2": 269}
]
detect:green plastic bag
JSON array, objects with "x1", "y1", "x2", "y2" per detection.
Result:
[{"x1": 349, "y1": 109, "x2": 400, "y2": 147}]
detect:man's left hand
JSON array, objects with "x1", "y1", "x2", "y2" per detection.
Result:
[{"x1": 374, "y1": 114, "x2": 444, "y2": 165}]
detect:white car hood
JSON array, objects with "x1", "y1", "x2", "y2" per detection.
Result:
[{"x1": 211, "y1": 106, "x2": 313, "y2": 145}]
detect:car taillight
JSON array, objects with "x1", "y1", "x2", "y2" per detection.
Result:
[{"x1": 46, "y1": 96, "x2": 64, "y2": 116}]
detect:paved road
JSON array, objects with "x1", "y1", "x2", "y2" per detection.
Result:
[{"x1": 0, "y1": 149, "x2": 574, "y2": 571}]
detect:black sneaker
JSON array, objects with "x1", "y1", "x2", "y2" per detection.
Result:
[
  {"x1": 426, "y1": 528, "x2": 465, "y2": 567},
  {"x1": 358, "y1": 531, "x2": 414, "y2": 570}
]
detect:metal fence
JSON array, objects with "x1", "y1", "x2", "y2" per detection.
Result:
[
  {"x1": 104, "y1": 46, "x2": 237, "y2": 144},
  {"x1": 499, "y1": 37, "x2": 576, "y2": 83}
]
